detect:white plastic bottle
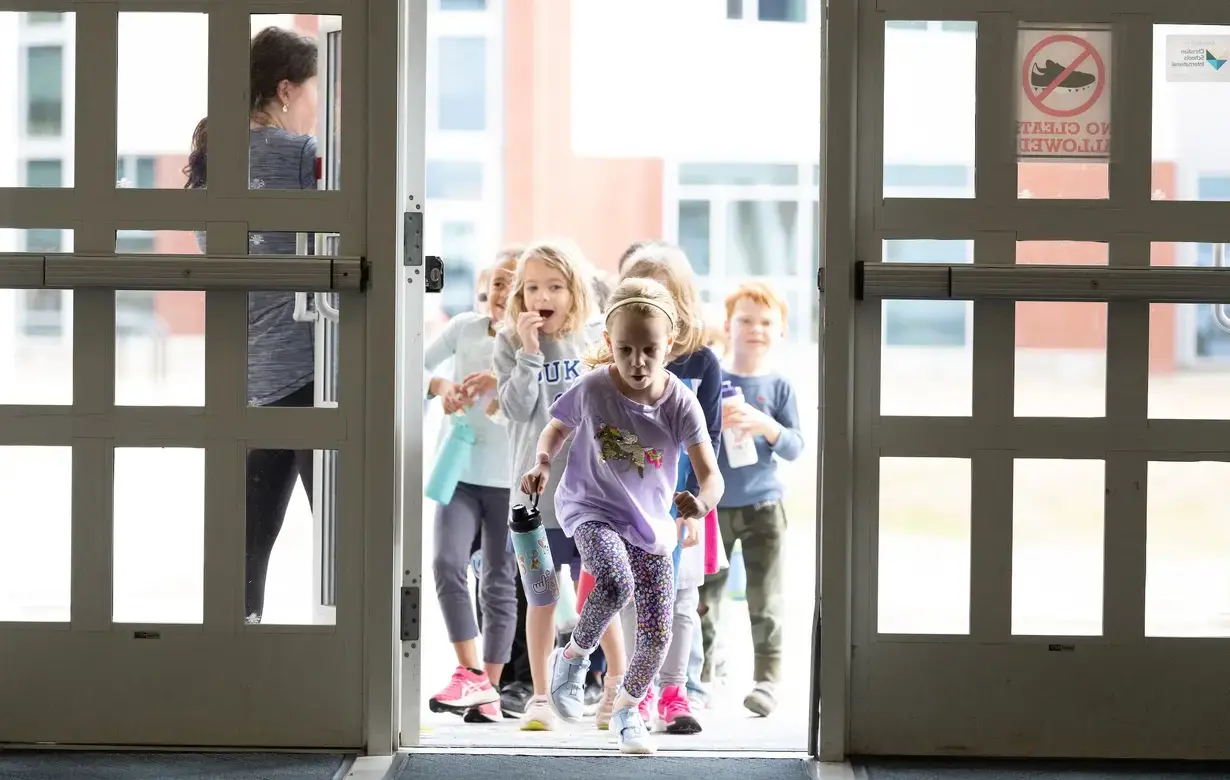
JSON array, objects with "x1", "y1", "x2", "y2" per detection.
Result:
[{"x1": 721, "y1": 380, "x2": 759, "y2": 469}]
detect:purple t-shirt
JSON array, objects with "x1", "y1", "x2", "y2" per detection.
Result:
[{"x1": 550, "y1": 366, "x2": 709, "y2": 556}]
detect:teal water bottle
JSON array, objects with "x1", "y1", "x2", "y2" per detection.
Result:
[
  {"x1": 509, "y1": 493, "x2": 560, "y2": 607},
  {"x1": 425, "y1": 413, "x2": 475, "y2": 505}
]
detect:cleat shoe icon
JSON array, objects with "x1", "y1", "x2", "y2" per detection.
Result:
[{"x1": 1031, "y1": 59, "x2": 1096, "y2": 90}]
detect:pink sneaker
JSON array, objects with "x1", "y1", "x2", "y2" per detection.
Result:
[
  {"x1": 463, "y1": 699, "x2": 503, "y2": 723},
  {"x1": 657, "y1": 684, "x2": 702, "y2": 734},
  {"x1": 638, "y1": 686, "x2": 656, "y2": 730},
  {"x1": 428, "y1": 666, "x2": 499, "y2": 714}
]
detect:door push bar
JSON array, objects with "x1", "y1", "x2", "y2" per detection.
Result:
[{"x1": 858, "y1": 260, "x2": 1230, "y2": 306}]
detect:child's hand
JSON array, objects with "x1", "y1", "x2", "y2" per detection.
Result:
[
  {"x1": 723, "y1": 403, "x2": 778, "y2": 438},
  {"x1": 516, "y1": 311, "x2": 544, "y2": 355},
  {"x1": 461, "y1": 371, "x2": 497, "y2": 399},
  {"x1": 676, "y1": 513, "x2": 700, "y2": 548},
  {"x1": 673, "y1": 490, "x2": 706, "y2": 521},
  {"x1": 441, "y1": 387, "x2": 471, "y2": 414},
  {"x1": 520, "y1": 463, "x2": 551, "y2": 495}
]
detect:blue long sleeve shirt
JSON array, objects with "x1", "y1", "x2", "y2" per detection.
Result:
[{"x1": 717, "y1": 371, "x2": 805, "y2": 508}]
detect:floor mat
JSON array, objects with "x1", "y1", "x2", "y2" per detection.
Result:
[
  {"x1": 397, "y1": 753, "x2": 811, "y2": 779},
  {"x1": 0, "y1": 751, "x2": 352, "y2": 780},
  {"x1": 859, "y1": 759, "x2": 1230, "y2": 779}
]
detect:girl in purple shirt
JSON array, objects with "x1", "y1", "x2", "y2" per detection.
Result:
[{"x1": 520, "y1": 277, "x2": 724, "y2": 754}]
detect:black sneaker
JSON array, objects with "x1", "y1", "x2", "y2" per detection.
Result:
[
  {"x1": 1030, "y1": 59, "x2": 1096, "y2": 90},
  {"x1": 583, "y1": 677, "x2": 603, "y2": 716},
  {"x1": 500, "y1": 681, "x2": 533, "y2": 718}
]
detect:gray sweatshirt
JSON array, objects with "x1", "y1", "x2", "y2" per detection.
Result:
[{"x1": 493, "y1": 322, "x2": 602, "y2": 529}]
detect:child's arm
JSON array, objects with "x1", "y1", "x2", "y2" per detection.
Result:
[
  {"x1": 493, "y1": 330, "x2": 542, "y2": 422},
  {"x1": 520, "y1": 418, "x2": 573, "y2": 495},
  {"x1": 423, "y1": 313, "x2": 463, "y2": 398},
  {"x1": 685, "y1": 440, "x2": 725, "y2": 519},
  {"x1": 768, "y1": 379, "x2": 805, "y2": 461}
]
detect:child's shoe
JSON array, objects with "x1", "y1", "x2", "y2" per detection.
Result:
[
  {"x1": 428, "y1": 666, "x2": 499, "y2": 714},
  {"x1": 743, "y1": 681, "x2": 777, "y2": 717},
  {"x1": 595, "y1": 675, "x2": 621, "y2": 730},
  {"x1": 610, "y1": 705, "x2": 655, "y2": 755},
  {"x1": 637, "y1": 685, "x2": 656, "y2": 731},
  {"x1": 657, "y1": 684, "x2": 702, "y2": 734},
  {"x1": 546, "y1": 647, "x2": 589, "y2": 721},
  {"x1": 521, "y1": 695, "x2": 557, "y2": 731},
  {"x1": 462, "y1": 700, "x2": 502, "y2": 723}
]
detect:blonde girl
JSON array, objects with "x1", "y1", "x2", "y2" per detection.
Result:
[
  {"x1": 520, "y1": 277, "x2": 723, "y2": 753},
  {"x1": 612, "y1": 241, "x2": 723, "y2": 734},
  {"x1": 492, "y1": 239, "x2": 627, "y2": 731}
]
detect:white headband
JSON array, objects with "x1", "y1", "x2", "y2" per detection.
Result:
[{"x1": 605, "y1": 296, "x2": 677, "y2": 328}]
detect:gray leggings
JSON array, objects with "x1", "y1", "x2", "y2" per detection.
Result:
[{"x1": 432, "y1": 482, "x2": 516, "y2": 665}]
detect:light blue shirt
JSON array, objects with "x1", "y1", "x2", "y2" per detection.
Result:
[{"x1": 424, "y1": 312, "x2": 511, "y2": 490}]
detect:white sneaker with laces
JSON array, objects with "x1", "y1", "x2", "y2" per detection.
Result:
[{"x1": 521, "y1": 696, "x2": 556, "y2": 731}]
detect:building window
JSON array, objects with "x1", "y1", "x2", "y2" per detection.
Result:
[
  {"x1": 115, "y1": 230, "x2": 158, "y2": 255},
  {"x1": 21, "y1": 291, "x2": 64, "y2": 337},
  {"x1": 25, "y1": 159, "x2": 62, "y2": 188},
  {"x1": 26, "y1": 12, "x2": 63, "y2": 24},
  {"x1": 426, "y1": 160, "x2": 484, "y2": 200},
  {"x1": 940, "y1": 21, "x2": 977, "y2": 32},
  {"x1": 886, "y1": 21, "x2": 929, "y2": 30},
  {"x1": 439, "y1": 0, "x2": 486, "y2": 9},
  {"x1": 117, "y1": 156, "x2": 157, "y2": 189},
  {"x1": 726, "y1": 201, "x2": 799, "y2": 276},
  {"x1": 727, "y1": 0, "x2": 805, "y2": 22},
  {"x1": 24, "y1": 229, "x2": 63, "y2": 253},
  {"x1": 680, "y1": 163, "x2": 798, "y2": 187},
  {"x1": 677, "y1": 201, "x2": 711, "y2": 276},
  {"x1": 26, "y1": 46, "x2": 64, "y2": 137},
  {"x1": 437, "y1": 37, "x2": 486, "y2": 131},
  {"x1": 757, "y1": 0, "x2": 805, "y2": 22},
  {"x1": 440, "y1": 221, "x2": 479, "y2": 318}
]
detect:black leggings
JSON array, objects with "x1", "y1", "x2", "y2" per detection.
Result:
[{"x1": 245, "y1": 381, "x2": 315, "y2": 619}]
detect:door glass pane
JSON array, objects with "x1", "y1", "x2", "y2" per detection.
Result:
[
  {"x1": 879, "y1": 457, "x2": 971, "y2": 634},
  {"x1": 114, "y1": 231, "x2": 206, "y2": 407},
  {"x1": 440, "y1": 222, "x2": 479, "y2": 320},
  {"x1": 437, "y1": 37, "x2": 486, "y2": 131},
  {"x1": 117, "y1": 13, "x2": 207, "y2": 189},
  {"x1": 881, "y1": 240, "x2": 973, "y2": 416},
  {"x1": 1153, "y1": 25, "x2": 1230, "y2": 200},
  {"x1": 0, "y1": 447, "x2": 72, "y2": 621},
  {"x1": 246, "y1": 230, "x2": 341, "y2": 408},
  {"x1": 0, "y1": 229, "x2": 73, "y2": 405},
  {"x1": 1147, "y1": 461, "x2": 1230, "y2": 637},
  {"x1": 245, "y1": 448, "x2": 338, "y2": 626},
  {"x1": 884, "y1": 22, "x2": 975, "y2": 198},
  {"x1": 1015, "y1": 242, "x2": 1108, "y2": 417},
  {"x1": 1012, "y1": 459, "x2": 1104, "y2": 636},
  {"x1": 1148, "y1": 242, "x2": 1230, "y2": 419},
  {"x1": 245, "y1": 15, "x2": 342, "y2": 191},
  {"x1": 114, "y1": 448, "x2": 205, "y2": 624}
]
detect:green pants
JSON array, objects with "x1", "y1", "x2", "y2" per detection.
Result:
[{"x1": 699, "y1": 500, "x2": 786, "y2": 685}]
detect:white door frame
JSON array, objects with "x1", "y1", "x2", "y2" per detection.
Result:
[
  {"x1": 0, "y1": 0, "x2": 402, "y2": 753},
  {"x1": 821, "y1": 0, "x2": 1230, "y2": 762},
  {"x1": 395, "y1": 0, "x2": 430, "y2": 751}
]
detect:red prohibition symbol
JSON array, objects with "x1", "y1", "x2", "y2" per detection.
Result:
[{"x1": 1022, "y1": 33, "x2": 1106, "y2": 119}]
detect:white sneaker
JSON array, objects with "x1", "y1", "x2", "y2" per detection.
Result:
[
  {"x1": 520, "y1": 695, "x2": 556, "y2": 731},
  {"x1": 610, "y1": 705, "x2": 655, "y2": 754}
]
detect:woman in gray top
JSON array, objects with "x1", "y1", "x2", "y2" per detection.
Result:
[{"x1": 184, "y1": 26, "x2": 320, "y2": 624}]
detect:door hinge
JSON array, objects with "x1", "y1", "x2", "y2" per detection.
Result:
[
  {"x1": 400, "y1": 586, "x2": 420, "y2": 642},
  {"x1": 403, "y1": 211, "x2": 424, "y2": 267}
]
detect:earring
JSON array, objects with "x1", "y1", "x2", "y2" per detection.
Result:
[{"x1": 281, "y1": 104, "x2": 288, "y2": 113}]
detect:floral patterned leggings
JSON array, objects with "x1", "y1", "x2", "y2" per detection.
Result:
[{"x1": 570, "y1": 520, "x2": 675, "y2": 700}]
